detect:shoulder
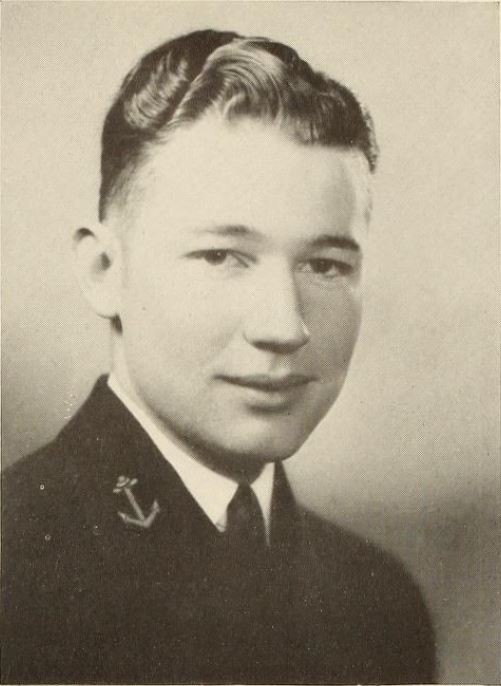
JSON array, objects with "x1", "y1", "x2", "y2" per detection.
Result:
[
  {"x1": 2, "y1": 438, "x2": 81, "y2": 576},
  {"x1": 3, "y1": 437, "x2": 76, "y2": 521},
  {"x1": 300, "y1": 508, "x2": 428, "y2": 613},
  {"x1": 2, "y1": 378, "x2": 108, "y2": 509},
  {"x1": 302, "y1": 507, "x2": 414, "y2": 582},
  {"x1": 1, "y1": 379, "x2": 114, "y2": 590},
  {"x1": 300, "y1": 508, "x2": 437, "y2": 683},
  {"x1": 2, "y1": 376, "x2": 124, "y2": 543}
]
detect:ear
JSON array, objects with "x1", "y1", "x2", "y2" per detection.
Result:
[{"x1": 72, "y1": 223, "x2": 122, "y2": 319}]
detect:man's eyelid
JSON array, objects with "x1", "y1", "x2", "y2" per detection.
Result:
[
  {"x1": 310, "y1": 249, "x2": 361, "y2": 270},
  {"x1": 187, "y1": 248, "x2": 255, "y2": 266},
  {"x1": 229, "y1": 249, "x2": 254, "y2": 267},
  {"x1": 305, "y1": 245, "x2": 359, "y2": 261},
  {"x1": 299, "y1": 251, "x2": 357, "y2": 266}
]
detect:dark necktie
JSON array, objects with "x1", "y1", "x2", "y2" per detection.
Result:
[{"x1": 226, "y1": 482, "x2": 267, "y2": 554}]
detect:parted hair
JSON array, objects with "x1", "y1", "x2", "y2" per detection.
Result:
[{"x1": 99, "y1": 29, "x2": 378, "y2": 220}]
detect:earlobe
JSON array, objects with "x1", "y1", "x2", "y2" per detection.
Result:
[{"x1": 72, "y1": 223, "x2": 122, "y2": 319}]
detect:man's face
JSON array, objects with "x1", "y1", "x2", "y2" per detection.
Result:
[{"x1": 113, "y1": 116, "x2": 370, "y2": 471}]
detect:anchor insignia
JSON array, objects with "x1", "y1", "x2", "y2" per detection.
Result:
[{"x1": 113, "y1": 475, "x2": 160, "y2": 529}]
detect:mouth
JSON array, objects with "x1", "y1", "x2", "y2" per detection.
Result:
[{"x1": 218, "y1": 373, "x2": 315, "y2": 392}]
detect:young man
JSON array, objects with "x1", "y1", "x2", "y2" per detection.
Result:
[{"x1": 2, "y1": 30, "x2": 436, "y2": 684}]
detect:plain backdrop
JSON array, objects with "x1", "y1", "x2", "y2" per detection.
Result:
[{"x1": 2, "y1": 2, "x2": 499, "y2": 682}]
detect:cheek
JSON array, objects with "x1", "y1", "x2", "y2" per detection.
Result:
[
  {"x1": 306, "y1": 288, "x2": 362, "y2": 373},
  {"x1": 120, "y1": 262, "x2": 241, "y2": 364}
]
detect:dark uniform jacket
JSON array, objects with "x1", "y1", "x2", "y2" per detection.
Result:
[{"x1": 2, "y1": 377, "x2": 436, "y2": 684}]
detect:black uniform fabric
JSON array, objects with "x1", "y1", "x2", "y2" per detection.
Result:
[{"x1": 1, "y1": 377, "x2": 436, "y2": 684}]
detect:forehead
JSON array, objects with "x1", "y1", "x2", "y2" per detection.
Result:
[{"x1": 123, "y1": 116, "x2": 371, "y2": 239}]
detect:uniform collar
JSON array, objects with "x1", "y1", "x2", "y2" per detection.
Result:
[{"x1": 107, "y1": 373, "x2": 274, "y2": 538}]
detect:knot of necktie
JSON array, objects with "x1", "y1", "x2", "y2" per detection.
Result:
[{"x1": 226, "y1": 482, "x2": 267, "y2": 553}]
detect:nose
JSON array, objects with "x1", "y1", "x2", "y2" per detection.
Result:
[{"x1": 243, "y1": 266, "x2": 310, "y2": 354}]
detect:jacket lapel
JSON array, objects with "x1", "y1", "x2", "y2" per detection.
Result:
[{"x1": 58, "y1": 376, "x2": 222, "y2": 582}]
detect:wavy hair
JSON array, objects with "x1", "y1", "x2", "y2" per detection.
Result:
[{"x1": 99, "y1": 29, "x2": 378, "y2": 220}]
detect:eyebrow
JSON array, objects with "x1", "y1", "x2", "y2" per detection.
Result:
[
  {"x1": 196, "y1": 225, "x2": 360, "y2": 252},
  {"x1": 308, "y1": 233, "x2": 360, "y2": 252},
  {"x1": 196, "y1": 224, "x2": 261, "y2": 239}
]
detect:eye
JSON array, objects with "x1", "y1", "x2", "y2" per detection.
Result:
[
  {"x1": 200, "y1": 249, "x2": 231, "y2": 265},
  {"x1": 299, "y1": 258, "x2": 354, "y2": 279},
  {"x1": 187, "y1": 249, "x2": 250, "y2": 269}
]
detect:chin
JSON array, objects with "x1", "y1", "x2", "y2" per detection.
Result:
[
  {"x1": 219, "y1": 430, "x2": 307, "y2": 465},
  {"x1": 215, "y1": 409, "x2": 326, "y2": 464}
]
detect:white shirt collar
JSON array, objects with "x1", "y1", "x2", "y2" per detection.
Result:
[{"x1": 107, "y1": 374, "x2": 274, "y2": 538}]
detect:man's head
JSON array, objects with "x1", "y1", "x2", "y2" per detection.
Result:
[{"x1": 75, "y1": 29, "x2": 378, "y2": 478}]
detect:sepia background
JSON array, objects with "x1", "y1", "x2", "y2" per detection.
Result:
[{"x1": 2, "y1": 2, "x2": 499, "y2": 681}]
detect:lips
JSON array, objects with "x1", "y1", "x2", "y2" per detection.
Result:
[{"x1": 219, "y1": 373, "x2": 315, "y2": 392}]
